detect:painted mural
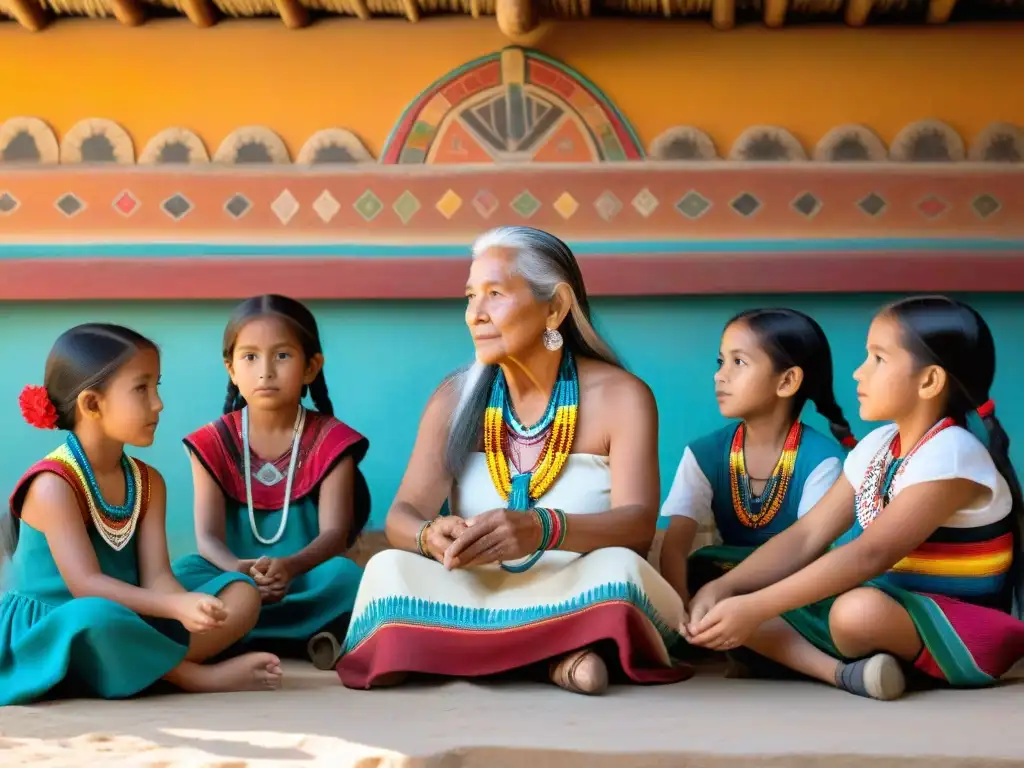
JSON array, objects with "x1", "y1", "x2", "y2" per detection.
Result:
[{"x1": 0, "y1": 46, "x2": 1022, "y2": 302}]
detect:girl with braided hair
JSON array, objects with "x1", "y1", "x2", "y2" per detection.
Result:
[
  {"x1": 660, "y1": 308, "x2": 855, "y2": 611},
  {"x1": 173, "y1": 295, "x2": 370, "y2": 670},
  {"x1": 684, "y1": 296, "x2": 1024, "y2": 701}
]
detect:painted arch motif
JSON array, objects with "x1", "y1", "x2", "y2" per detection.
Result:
[{"x1": 381, "y1": 48, "x2": 644, "y2": 164}]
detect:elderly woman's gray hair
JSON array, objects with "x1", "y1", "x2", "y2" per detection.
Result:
[{"x1": 443, "y1": 226, "x2": 622, "y2": 477}]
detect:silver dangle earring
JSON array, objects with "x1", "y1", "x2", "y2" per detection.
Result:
[{"x1": 542, "y1": 328, "x2": 563, "y2": 352}]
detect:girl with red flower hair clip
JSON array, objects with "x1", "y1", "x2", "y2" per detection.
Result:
[{"x1": 0, "y1": 323, "x2": 283, "y2": 706}]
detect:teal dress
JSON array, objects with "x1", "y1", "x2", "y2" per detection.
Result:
[
  {"x1": 663, "y1": 422, "x2": 844, "y2": 593},
  {"x1": 172, "y1": 409, "x2": 370, "y2": 655},
  {"x1": 0, "y1": 443, "x2": 251, "y2": 706}
]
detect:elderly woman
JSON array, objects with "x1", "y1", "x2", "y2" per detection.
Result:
[{"x1": 337, "y1": 226, "x2": 689, "y2": 695}]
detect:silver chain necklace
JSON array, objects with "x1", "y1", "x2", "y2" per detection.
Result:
[{"x1": 242, "y1": 405, "x2": 305, "y2": 546}]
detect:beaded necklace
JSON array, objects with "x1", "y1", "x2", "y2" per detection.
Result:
[
  {"x1": 65, "y1": 433, "x2": 143, "y2": 551},
  {"x1": 483, "y1": 350, "x2": 578, "y2": 572},
  {"x1": 855, "y1": 418, "x2": 954, "y2": 529},
  {"x1": 728, "y1": 421, "x2": 802, "y2": 529},
  {"x1": 242, "y1": 405, "x2": 305, "y2": 546}
]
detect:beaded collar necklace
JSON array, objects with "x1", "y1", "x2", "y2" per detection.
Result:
[
  {"x1": 483, "y1": 350, "x2": 579, "y2": 572},
  {"x1": 65, "y1": 432, "x2": 143, "y2": 551},
  {"x1": 855, "y1": 418, "x2": 955, "y2": 530},
  {"x1": 728, "y1": 420, "x2": 802, "y2": 529}
]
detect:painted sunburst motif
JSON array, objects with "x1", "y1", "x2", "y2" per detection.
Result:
[
  {"x1": 729, "y1": 126, "x2": 807, "y2": 161},
  {"x1": 60, "y1": 118, "x2": 135, "y2": 164},
  {"x1": 0, "y1": 117, "x2": 59, "y2": 163},
  {"x1": 890, "y1": 119, "x2": 965, "y2": 162},
  {"x1": 139, "y1": 128, "x2": 210, "y2": 164},
  {"x1": 296, "y1": 128, "x2": 374, "y2": 164},
  {"x1": 814, "y1": 124, "x2": 888, "y2": 162},
  {"x1": 648, "y1": 127, "x2": 718, "y2": 161},
  {"x1": 969, "y1": 122, "x2": 1023, "y2": 163},
  {"x1": 214, "y1": 126, "x2": 291, "y2": 164}
]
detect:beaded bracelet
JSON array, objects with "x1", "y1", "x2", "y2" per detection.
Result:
[
  {"x1": 416, "y1": 518, "x2": 433, "y2": 558},
  {"x1": 533, "y1": 507, "x2": 568, "y2": 551}
]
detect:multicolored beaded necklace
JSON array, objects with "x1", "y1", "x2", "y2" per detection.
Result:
[
  {"x1": 483, "y1": 350, "x2": 579, "y2": 572},
  {"x1": 855, "y1": 418, "x2": 955, "y2": 529},
  {"x1": 65, "y1": 432, "x2": 143, "y2": 551},
  {"x1": 728, "y1": 421, "x2": 802, "y2": 529}
]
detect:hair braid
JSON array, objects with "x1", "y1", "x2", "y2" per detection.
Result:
[
  {"x1": 307, "y1": 372, "x2": 334, "y2": 417},
  {"x1": 223, "y1": 380, "x2": 244, "y2": 415}
]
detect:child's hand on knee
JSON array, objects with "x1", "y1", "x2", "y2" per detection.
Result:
[{"x1": 172, "y1": 593, "x2": 228, "y2": 633}]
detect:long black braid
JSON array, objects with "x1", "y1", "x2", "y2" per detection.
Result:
[{"x1": 306, "y1": 371, "x2": 334, "y2": 417}]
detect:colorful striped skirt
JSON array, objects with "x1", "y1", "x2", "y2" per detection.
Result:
[
  {"x1": 336, "y1": 547, "x2": 690, "y2": 689},
  {"x1": 783, "y1": 580, "x2": 1024, "y2": 686}
]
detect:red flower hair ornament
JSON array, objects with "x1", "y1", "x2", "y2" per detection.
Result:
[{"x1": 19, "y1": 385, "x2": 59, "y2": 430}]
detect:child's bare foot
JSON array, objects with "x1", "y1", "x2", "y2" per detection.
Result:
[
  {"x1": 549, "y1": 648, "x2": 609, "y2": 695},
  {"x1": 169, "y1": 653, "x2": 283, "y2": 693}
]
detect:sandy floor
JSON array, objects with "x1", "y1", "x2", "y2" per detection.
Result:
[{"x1": 2, "y1": 662, "x2": 1022, "y2": 768}]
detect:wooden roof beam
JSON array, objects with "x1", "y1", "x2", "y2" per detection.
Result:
[
  {"x1": 764, "y1": 0, "x2": 787, "y2": 27},
  {"x1": 273, "y1": 0, "x2": 311, "y2": 27},
  {"x1": 845, "y1": 0, "x2": 874, "y2": 26},
  {"x1": 180, "y1": 0, "x2": 217, "y2": 26},
  {"x1": 350, "y1": 0, "x2": 370, "y2": 20},
  {"x1": 927, "y1": 0, "x2": 957, "y2": 23},
  {"x1": 497, "y1": 0, "x2": 538, "y2": 37},
  {"x1": 7, "y1": 0, "x2": 48, "y2": 31},
  {"x1": 111, "y1": 0, "x2": 145, "y2": 25},
  {"x1": 712, "y1": 0, "x2": 735, "y2": 29}
]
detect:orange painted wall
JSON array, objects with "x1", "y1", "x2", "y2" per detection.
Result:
[{"x1": 0, "y1": 18, "x2": 1021, "y2": 157}]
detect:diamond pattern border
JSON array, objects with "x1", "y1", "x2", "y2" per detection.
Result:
[
  {"x1": 3, "y1": 173, "x2": 1020, "y2": 243},
  {"x1": 354, "y1": 190, "x2": 384, "y2": 222},
  {"x1": 55, "y1": 192, "x2": 86, "y2": 218},
  {"x1": 676, "y1": 191, "x2": 711, "y2": 220},
  {"x1": 112, "y1": 190, "x2": 139, "y2": 218},
  {"x1": 511, "y1": 190, "x2": 541, "y2": 219},
  {"x1": 313, "y1": 191, "x2": 340, "y2": 223},
  {"x1": 730, "y1": 192, "x2": 762, "y2": 218},
  {"x1": 224, "y1": 193, "x2": 252, "y2": 220},
  {"x1": 858, "y1": 192, "x2": 887, "y2": 218},
  {"x1": 0, "y1": 191, "x2": 20, "y2": 215},
  {"x1": 161, "y1": 193, "x2": 192, "y2": 221},
  {"x1": 791, "y1": 191, "x2": 821, "y2": 219},
  {"x1": 972, "y1": 193, "x2": 1001, "y2": 220}
]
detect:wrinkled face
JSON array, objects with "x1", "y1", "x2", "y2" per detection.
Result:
[
  {"x1": 465, "y1": 246, "x2": 551, "y2": 365},
  {"x1": 854, "y1": 314, "x2": 927, "y2": 422},
  {"x1": 226, "y1": 315, "x2": 321, "y2": 411},
  {"x1": 713, "y1": 321, "x2": 795, "y2": 420},
  {"x1": 87, "y1": 346, "x2": 163, "y2": 447}
]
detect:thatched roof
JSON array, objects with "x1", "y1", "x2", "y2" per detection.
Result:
[{"x1": 2, "y1": 0, "x2": 1022, "y2": 33}]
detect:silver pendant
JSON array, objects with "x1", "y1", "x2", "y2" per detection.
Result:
[{"x1": 254, "y1": 462, "x2": 285, "y2": 487}]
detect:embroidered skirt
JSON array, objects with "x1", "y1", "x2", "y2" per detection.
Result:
[
  {"x1": 336, "y1": 546, "x2": 690, "y2": 688},
  {"x1": 783, "y1": 580, "x2": 1024, "y2": 687}
]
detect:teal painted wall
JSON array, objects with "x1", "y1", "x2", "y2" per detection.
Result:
[{"x1": 1, "y1": 294, "x2": 1021, "y2": 558}]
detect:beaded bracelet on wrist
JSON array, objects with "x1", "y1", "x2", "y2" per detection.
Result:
[
  {"x1": 532, "y1": 507, "x2": 567, "y2": 551},
  {"x1": 416, "y1": 519, "x2": 433, "y2": 557}
]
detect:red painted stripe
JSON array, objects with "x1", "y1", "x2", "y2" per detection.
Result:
[
  {"x1": 336, "y1": 601, "x2": 691, "y2": 689},
  {"x1": 1, "y1": 252, "x2": 1023, "y2": 301},
  {"x1": 910, "y1": 533, "x2": 1015, "y2": 558}
]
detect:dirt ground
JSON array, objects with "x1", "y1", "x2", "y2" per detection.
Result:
[{"x1": 2, "y1": 661, "x2": 1022, "y2": 768}]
